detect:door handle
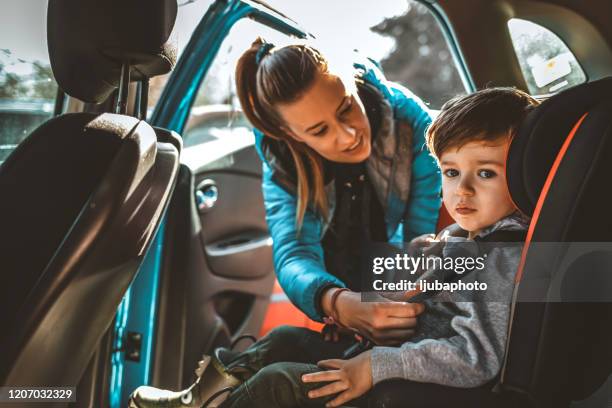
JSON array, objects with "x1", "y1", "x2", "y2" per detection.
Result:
[
  {"x1": 205, "y1": 235, "x2": 272, "y2": 257},
  {"x1": 196, "y1": 179, "x2": 218, "y2": 212}
]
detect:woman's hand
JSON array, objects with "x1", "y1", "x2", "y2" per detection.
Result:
[
  {"x1": 322, "y1": 288, "x2": 425, "y2": 346},
  {"x1": 302, "y1": 350, "x2": 373, "y2": 407}
]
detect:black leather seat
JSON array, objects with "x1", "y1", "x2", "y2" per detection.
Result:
[
  {"x1": 0, "y1": 0, "x2": 180, "y2": 391},
  {"x1": 367, "y1": 78, "x2": 612, "y2": 408}
]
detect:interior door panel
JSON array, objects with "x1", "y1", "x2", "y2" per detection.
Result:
[
  {"x1": 195, "y1": 169, "x2": 273, "y2": 280},
  {"x1": 192, "y1": 141, "x2": 272, "y2": 281},
  {"x1": 152, "y1": 141, "x2": 275, "y2": 388},
  {"x1": 187, "y1": 137, "x2": 274, "y2": 280}
]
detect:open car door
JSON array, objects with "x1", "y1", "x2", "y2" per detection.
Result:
[{"x1": 108, "y1": 1, "x2": 312, "y2": 405}]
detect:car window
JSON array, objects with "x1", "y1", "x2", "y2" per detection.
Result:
[
  {"x1": 0, "y1": 1, "x2": 58, "y2": 164},
  {"x1": 262, "y1": 0, "x2": 466, "y2": 108},
  {"x1": 182, "y1": 0, "x2": 466, "y2": 150},
  {"x1": 508, "y1": 18, "x2": 587, "y2": 96},
  {"x1": 367, "y1": 1, "x2": 466, "y2": 108},
  {"x1": 182, "y1": 18, "x2": 289, "y2": 150},
  {"x1": 184, "y1": 106, "x2": 253, "y2": 148}
]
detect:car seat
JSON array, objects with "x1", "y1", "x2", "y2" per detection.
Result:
[
  {"x1": 366, "y1": 77, "x2": 612, "y2": 407},
  {"x1": 0, "y1": 0, "x2": 181, "y2": 391}
]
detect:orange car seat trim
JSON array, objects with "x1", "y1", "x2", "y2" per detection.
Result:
[{"x1": 515, "y1": 112, "x2": 588, "y2": 283}]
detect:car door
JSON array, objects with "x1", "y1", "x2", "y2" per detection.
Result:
[{"x1": 106, "y1": 1, "x2": 312, "y2": 404}]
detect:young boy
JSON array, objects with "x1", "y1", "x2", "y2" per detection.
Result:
[
  {"x1": 301, "y1": 87, "x2": 539, "y2": 407},
  {"x1": 130, "y1": 88, "x2": 539, "y2": 408}
]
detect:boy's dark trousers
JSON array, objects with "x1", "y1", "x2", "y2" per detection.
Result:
[{"x1": 220, "y1": 325, "x2": 368, "y2": 408}]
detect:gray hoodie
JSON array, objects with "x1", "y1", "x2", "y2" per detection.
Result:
[{"x1": 370, "y1": 213, "x2": 529, "y2": 387}]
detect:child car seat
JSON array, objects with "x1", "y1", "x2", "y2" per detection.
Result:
[{"x1": 367, "y1": 77, "x2": 612, "y2": 408}]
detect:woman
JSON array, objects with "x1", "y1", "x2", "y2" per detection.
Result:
[
  {"x1": 242, "y1": 38, "x2": 440, "y2": 337},
  {"x1": 130, "y1": 38, "x2": 440, "y2": 408}
]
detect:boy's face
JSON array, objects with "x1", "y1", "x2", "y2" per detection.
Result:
[{"x1": 440, "y1": 137, "x2": 517, "y2": 238}]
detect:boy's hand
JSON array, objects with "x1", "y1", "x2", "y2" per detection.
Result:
[
  {"x1": 302, "y1": 351, "x2": 373, "y2": 407},
  {"x1": 407, "y1": 233, "x2": 436, "y2": 256},
  {"x1": 411, "y1": 232, "x2": 436, "y2": 244}
]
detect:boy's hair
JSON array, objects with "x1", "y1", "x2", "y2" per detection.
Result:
[{"x1": 426, "y1": 87, "x2": 540, "y2": 159}]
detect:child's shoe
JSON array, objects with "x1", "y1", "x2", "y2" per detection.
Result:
[{"x1": 128, "y1": 349, "x2": 244, "y2": 408}]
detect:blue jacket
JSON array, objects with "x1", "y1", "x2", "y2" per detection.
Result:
[{"x1": 254, "y1": 59, "x2": 441, "y2": 321}]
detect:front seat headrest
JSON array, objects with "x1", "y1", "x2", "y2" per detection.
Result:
[
  {"x1": 47, "y1": 0, "x2": 178, "y2": 103},
  {"x1": 506, "y1": 77, "x2": 612, "y2": 216}
]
